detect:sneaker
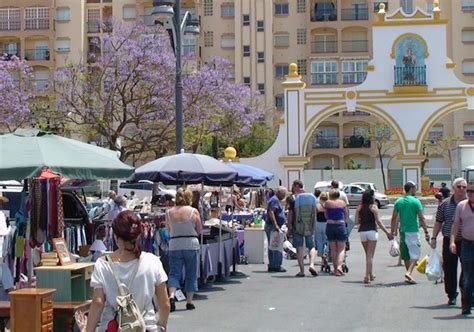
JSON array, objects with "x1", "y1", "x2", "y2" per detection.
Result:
[
  {"x1": 274, "y1": 267, "x2": 287, "y2": 273},
  {"x1": 448, "y1": 298, "x2": 457, "y2": 306},
  {"x1": 186, "y1": 303, "x2": 196, "y2": 310},
  {"x1": 169, "y1": 298, "x2": 176, "y2": 312},
  {"x1": 461, "y1": 309, "x2": 471, "y2": 315}
]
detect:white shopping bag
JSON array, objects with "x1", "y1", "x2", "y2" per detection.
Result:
[
  {"x1": 389, "y1": 239, "x2": 400, "y2": 257},
  {"x1": 426, "y1": 249, "x2": 442, "y2": 281},
  {"x1": 269, "y1": 230, "x2": 284, "y2": 251}
]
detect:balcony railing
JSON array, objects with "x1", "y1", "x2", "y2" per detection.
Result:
[
  {"x1": 0, "y1": 48, "x2": 20, "y2": 58},
  {"x1": 311, "y1": 73, "x2": 338, "y2": 85},
  {"x1": 342, "y1": 111, "x2": 370, "y2": 116},
  {"x1": 32, "y1": 79, "x2": 49, "y2": 92},
  {"x1": 0, "y1": 20, "x2": 20, "y2": 31},
  {"x1": 342, "y1": 72, "x2": 367, "y2": 84},
  {"x1": 313, "y1": 135, "x2": 340, "y2": 149},
  {"x1": 25, "y1": 18, "x2": 50, "y2": 30},
  {"x1": 24, "y1": 49, "x2": 50, "y2": 61},
  {"x1": 140, "y1": 15, "x2": 156, "y2": 26},
  {"x1": 341, "y1": 8, "x2": 369, "y2": 20},
  {"x1": 342, "y1": 40, "x2": 368, "y2": 52},
  {"x1": 311, "y1": 40, "x2": 337, "y2": 53},
  {"x1": 311, "y1": 10, "x2": 337, "y2": 21},
  {"x1": 394, "y1": 65, "x2": 426, "y2": 86},
  {"x1": 343, "y1": 135, "x2": 371, "y2": 148}
]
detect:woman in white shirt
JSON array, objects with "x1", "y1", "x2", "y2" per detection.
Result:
[{"x1": 86, "y1": 210, "x2": 170, "y2": 331}]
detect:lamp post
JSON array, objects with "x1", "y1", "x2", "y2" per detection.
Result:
[{"x1": 152, "y1": 0, "x2": 200, "y2": 154}]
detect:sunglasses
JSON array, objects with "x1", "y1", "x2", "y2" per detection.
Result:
[{"x1": 457, "y1": 186, "x2": 467, "y2": 189}]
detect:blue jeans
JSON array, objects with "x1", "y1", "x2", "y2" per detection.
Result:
[
  {"x1": 265, "y1": 223, "x2": 283, "y2": 269},
  {"x1": 461, "y1": 240, "x2": 474, "y2": 312},
  {"x1": 168, "y1": 249, "x2": 199, "y2": 292}
]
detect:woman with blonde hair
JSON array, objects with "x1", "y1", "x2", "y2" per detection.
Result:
[
  {"x1": 314, "y1": 192, "x2": 329, "y2": 271},
  {"x1": 167, "y1": 188, "x2": 202, "y2": 312}
]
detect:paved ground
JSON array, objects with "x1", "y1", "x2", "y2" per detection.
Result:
[{"x1": 167, "y1": 205, "x2": 472, "y2": 331}]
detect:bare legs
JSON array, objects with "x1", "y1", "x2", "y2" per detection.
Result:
[
  {"x1": 329, "y1": 241, "x2": 346, "y2": 274},
  {"x1": 297, "y1": 247, "x2": 317, "y2": 275},
  {"x1": 362, "y1": 240, "x2": 377, "y2": 282}
]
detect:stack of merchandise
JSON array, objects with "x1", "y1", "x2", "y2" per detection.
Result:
[{"x1": 41, "y1": 252, "x2": 59, "y2": 266}]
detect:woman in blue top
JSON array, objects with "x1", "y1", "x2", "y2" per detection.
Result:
[{"x1": 325, "y1": 189, "x2": 348, "y2": 276}]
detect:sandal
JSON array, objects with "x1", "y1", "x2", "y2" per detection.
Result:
[
  {"x1": 404, "y1": 273, "x2": 416, "y2": 284},
  {"x1": 169, "y1": 298, "x2": 176, "y2": 312},
  {"x1": 364, "y1": 277, "x2": 371, "y2": 284},
  {"x1": 309, "y1": 267, "x2": 318, "y2": 277},
  {"x1": 295, "y1": 272, "x2": 305, "y2": 277},
  {"x1": 370, "y1": 274, "x2": 376, "y2": 281}
]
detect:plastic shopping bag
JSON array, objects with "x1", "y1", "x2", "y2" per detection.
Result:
[
  {"x1": 389, "y1": 239, "x2": 400, "y2": 257},
  {"x1": 416, "y1": 255, "x2": 428, "y2": 274},
  {"x1": 426, "y1": 249, "x2": 442, "y2": 281},
  {"x1": 269, "y1": 230, "x2": 284, "y2": 251}
]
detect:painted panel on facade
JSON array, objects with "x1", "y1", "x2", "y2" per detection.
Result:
[{"x1": 395, "y1": 36, "x2": 426, "y2": 67}]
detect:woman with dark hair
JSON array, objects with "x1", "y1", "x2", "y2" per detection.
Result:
[
  {"x1": 167, "y1": 188, "x2": 202, "y2": 312},
  {"x1": 87, "y1": 211, "x2": 170, "y2": 332},
  {"x1": 355, "y1": 190, "x2": 391, "y2": 284}
]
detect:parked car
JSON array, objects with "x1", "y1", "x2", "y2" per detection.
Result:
[
  {"x1": 342, "y1": 184, "x2": 389, "y2": 208},
  {"x1": 313, "y1": 180, "x2": 343, "y2": 193},
  {"x1": 350, "y1": 182, "x2": 378, "y2": 192},
  {"x1": 118, "y1": 180, "x2": 176, "y2": 201}
]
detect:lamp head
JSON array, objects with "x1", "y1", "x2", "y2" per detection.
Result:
[
  {"x1": 184, "y1": 25, "x2": 200, "y2": 35},
  {"x1": 152, "y1": 5, "x2": 174, "y2": 22}
]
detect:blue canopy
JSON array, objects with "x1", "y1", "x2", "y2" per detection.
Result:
[
  {"x1": 133, "y1": 153, "x2": 238, "y2": 185},
  {"x1": 225, "y1": 162, "x2": 274, "y2": 187}
]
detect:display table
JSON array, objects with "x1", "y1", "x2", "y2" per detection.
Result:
[
  {"x1": 220, "y1": 212, "x2": 254, "y2": 223},
  {"x1": 243, "y1": 228, "x2": 265, "y2": 264},
  {"x1": 200, "y1": 238, "x2": 238, "y2": 280}
]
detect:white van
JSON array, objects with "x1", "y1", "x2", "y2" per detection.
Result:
[{"x1": 117, "y1": 180, "x2": 176, "y2": 201}]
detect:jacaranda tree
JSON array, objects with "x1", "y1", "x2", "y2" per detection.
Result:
[{"x1": 54, "y1": 21, "x2": 264, "y2": 162}]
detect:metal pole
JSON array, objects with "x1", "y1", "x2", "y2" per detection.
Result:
[{"x1": 175, "y1": 1, "x2": 183, "y2": 154}]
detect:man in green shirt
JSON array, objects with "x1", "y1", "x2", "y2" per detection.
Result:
[{"x1": 391, "y1": 182, "x2": 429, "y2": 284}]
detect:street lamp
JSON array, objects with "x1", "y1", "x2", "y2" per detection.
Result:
[{"x1": 152, "y1": 0, "x2": 200, "y2": 154}]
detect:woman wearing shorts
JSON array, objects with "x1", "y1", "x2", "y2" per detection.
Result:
[
  {"x1": 314, "y1": 192, "x2": 329, "y2": 270},
  {"x1": 325, "y1": 189, "x2": 348, "y2": 276},
  {"x1": 355, "y1": 191, "x2": 391, "y2": 284}
]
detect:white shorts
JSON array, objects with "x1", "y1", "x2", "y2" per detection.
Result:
[{"x1": 359, "y1": 230, "x2": 378, "y2": 242}]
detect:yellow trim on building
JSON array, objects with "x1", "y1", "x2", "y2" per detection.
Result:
[
  {"x1": 392, "y1": 86, "x2": 429, "y2": 94},
  {"x1": 373, "y1": 19, "x2": 448, "y2": 27},
  {"x1": 446, "y1": 63, "x2": 456, "y2": 69}
]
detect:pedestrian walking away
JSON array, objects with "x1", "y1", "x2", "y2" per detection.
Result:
[
  {"x1": 315, "y1": 192, "x2": 329, "y2": 271},
  {"x1": 431, "y1": 178, "x2": 467, "y2": 305},
  {"x1": 355, "y1": 190, "x2": 391, "y2": 284},
  {"x1": 288, "y1": 180, "x2": 318, "y2": 277},
  {"x1": 450, "y1": 183, "x2": 474, "y2": 316},
  {"x1": 390, "y1": 182, "x2": 429, "y2": 284},
  {"x1": 265, "y1": 186, "x2": 288, "y2": 273}
]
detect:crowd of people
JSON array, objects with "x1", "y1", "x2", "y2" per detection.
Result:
[{"x1": 83, "y1": 177, "x2": 473, "y2": 330}]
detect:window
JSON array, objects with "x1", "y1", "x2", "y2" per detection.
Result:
[
  {"x1": 464, "y1": 124, "x2": 474, "y2": 137},
  {"x1": 257, "y1": 20, "x2": 264, "y2": 32},
  {"x1": 25, "y1": 7, "x2": 50, "y2": 30},
  {"x1": 274, "y1": 33, "x2": 290, "y2": 47},
  {"x1": 257, "y1": 52, "x2": 265, "y2": 63},
  {"x1": 204, "y1": 0, "x2": 213, "y2": 16},
  {"x1": 228, "y1": 65, "x2": 235, "y2": 80},
  {"x1": 55, "y1": 38, "x2": 71, "y2": 52},
  {"x1": 87, "y1": 8, "x2": 100, "y2": 33},
  {"x1": 311, "y1": 60, "x2": 338, "y2": 85},
  {"x1": 275, "y1": 3, "x2": 289, "y2": 15},
  {"x1": 275, "y1": 95, "x2": 285, "y2": 108},
  {"x1": 243, "y1": 77, "x2": 251, "y2": 86},
  {"x1": 204, "y1": 31, "x2": 214, "y2": 47},
  {"x1": 183, "y1": 37, "x2": 196, "y2": 56},
  {"x1": 297, "y1": 0, "x2": 306, "y2": 13},
  {"x1": 0, "y1": 7, "x2": 21, "y2": 30},
  {"x1": 275, "y1": 64, "x2": 289, "y2": 77},
  {"x1": 56, "y1": 8, "x2": 70, "y2": 21},
  {"x1": 313, "y1": 34, "x2": 337, "y2": 53},
  {"x1": 297, "y1": 59, "x2": 307, "y2": 75},
  {"x1": 297, "y1": 29, "x2": 307, "y2": 45},
  {"x1": 221, "y1": 34, "x2": 235, "y2": 48},
  {"x1": 462, "y1": 0, "x2": 474, "y2": 11},
  {"x1": 353, "y1": 126, "x2": 369, "y2": 137},
  {"x1": 462, "y1": 60, "x2": 474, "y2": 74},
  {"x1": 243, "y1": 14, "x2": 250, "y2": 26},
  {"x1": 243, "y1": 45, "x2": 250, "y2": 56},
  {"x1": 221, "y1": 4, "x2": 234, "y2": 17},
  {"x1": 342, "y1": 60, "x2": 368, "y2": 84},
  {"x1": 122, "y1": 6, "x2": 136, "y2": 20},
  {"x1": 258, "y1": 83, "x2": 265, "y2": 94},
  {"x1": 400, "y1": 0, "x2": 413, "y2": 14},
  {"x1": 426, "y1": 0, "x2": 433, "y2": 13},
  {"x1": 462, "y1": 29, "x2": 474, "y2": 43},
  {"x1": 428, "y1": 125, "x2": 443, "y2": 140}
]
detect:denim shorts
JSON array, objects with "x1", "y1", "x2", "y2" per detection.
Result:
[
  {"x1": 168, "y1": 249, "x2": 199, "y2": 292},
  {"x1": 314, "y1": 222, "x2": 328, "y2": 256},
  {"x1": 326, "y1": 223, "x2": 347, "y2": 242},
  {"x1": 292, "y1": 233, "x2": 315, "y2": 249}
]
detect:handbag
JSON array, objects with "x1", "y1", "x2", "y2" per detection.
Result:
[{"x1": 106, "y1": 255, "x2": 146, "y2": 332}]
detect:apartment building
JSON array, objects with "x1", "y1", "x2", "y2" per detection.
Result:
[{"x1": 1, "y1": 0, "x2": 473, "y2": 171}]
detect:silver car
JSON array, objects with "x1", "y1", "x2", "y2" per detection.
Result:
[{"x1": 342, "y1": 184, "x2": 389, "y2": 208}]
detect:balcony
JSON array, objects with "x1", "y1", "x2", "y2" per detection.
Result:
[
  {"x1": 25, "y1": 19, "x2": 50, "y2": 30},
  {"x1": 343, "y1": 135, "x2": 371, "y2": 148},
  {"x1": 342, "y1": 40, "x2": 368, "y2": 52},
  {"x1": 32, "y1": 79, "x2": 49, "y2": 92},
  {"x1": 311, "y1": 9, "x2": 337, "y2": 22},
  {"x1": 341, "y1": 7, "x2": 369, "y2": 20},
  {"x1": 311, "y1": 40, "x2": 337, "y2": 53},
  {"x1": 24, "y1": 49, "x2": 50, "y2": 61},
  {"x1": 394, "y1": 65, "x2": 426, "y2": 86},
  {"x1": 0, "y1": 47, "x2": 20, "y2": 58},
  {"x1": 313, "y1": 135, "x2": 340, "y2": 149},
  {"x1": 87, "y1": 21, "x2": 101, "y2": 33},
  {"x1": 0, "y1": 20, "x2": 20, "y2": 31}
]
